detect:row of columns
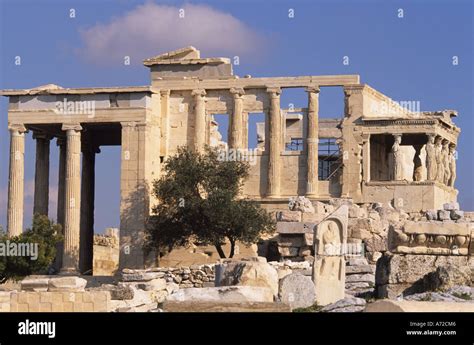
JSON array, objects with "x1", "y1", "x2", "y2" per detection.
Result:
[
  {"x1": 191, "y1": 85, "x2": 321, "y2": 198},
  {"x1": 7, "y1": 123, "x2": 96, "y2": 274}
]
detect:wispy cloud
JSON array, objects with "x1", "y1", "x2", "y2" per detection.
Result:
[{"x1": 77, "y1": 3, "x2": 267, "y2": 65}]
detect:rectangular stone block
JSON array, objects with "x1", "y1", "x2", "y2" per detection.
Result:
[
  {"x1": 276, "y1": 222, "x2": 315, "y2": 234},
  {"x1": 39, "y1": 302, "x2": 52, "y2": 312},
  {"x1": 17, "y1": 303, "x2": 29, "y2": 312},
  {"x1": 443, "y1": 202, "x2": 459, "y2": 211},
  {"x1": 21, "y1": 277, "x2": 50, "y2": 292},
  {"x1": 277, "y1": 235, "x2": 304, "y2": 247},
  {"x1": 276, "y1": 211, "x2": 302, "y2": 222},
  {"x1": 403, "y1": 221, "x2": 470, "y2": 236}
]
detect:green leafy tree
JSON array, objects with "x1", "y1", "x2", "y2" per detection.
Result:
[
  {"x1": 147, "y1": 146, "x2": 275, "y2": 258},
  {"x1": 0, "y1": 214, "x2": 62, "y2": 283}
]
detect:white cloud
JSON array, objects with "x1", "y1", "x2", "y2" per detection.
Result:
[{"x1": 78, "y1": 3, "x2": 266, "y2": 65}]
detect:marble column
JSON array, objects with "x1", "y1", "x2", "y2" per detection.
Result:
[
  {"x1": 80, "y1": 140, "x2": 98, "y2": 274},
  {"x1": 266, "y1": 87, "x2": 282, "y2": 198},
  {"x1": 192, "y1": 89, "x2": 206, "y2": 152},
  {"x1": 33, "y1": 132, "x2": 51, "y2": 216},
  {"x1": 305, "y1": 86, "x2": 320, "y2": 197},
  {"x1": 160, "y1": 89, "x2": 170, "y2": 157},
  {"x1": 60, "y1": 123, "x2": 82, "y2": 274},
  {"x1": 229, "y1": 88, "x2": 245, "y2": 149},
  {"x1": 7, "y1": 124, "x2": 27, "y2": 237},
  {"x1": 54, "y1": 137, "x2": 66, "y2": 271},
  {"x1": 56, "y1": 137, "x2": 67, "y2": 228}
]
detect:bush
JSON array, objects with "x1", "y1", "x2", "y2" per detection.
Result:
[{"x1": 0, "y1": 214, "x2": 62, "y2": 283}]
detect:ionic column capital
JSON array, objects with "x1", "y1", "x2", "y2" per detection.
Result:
[
  {"x1": 62, "y1": 123, "x2": 82, "y2": 132},
  {"x1": 305, "y1": 85, "x2": 320, "y2": 94},
  {"x1": 266, "y1": 87, "x2": 281, "y2": 96},
  {"x1": 191, "y1": 89, "x2": 206, "y2": 97},
  {"x1": 230, "y1": 87, "x2": 245, "y2": 98},
  {"x1": 8, "y1": 123, "x2": 27, "y2": 134},
  {"x1": 159, "y1": 89, "x2": 171, "y2": 96}
]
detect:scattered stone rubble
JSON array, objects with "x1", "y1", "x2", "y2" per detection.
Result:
[
  {"x1": 93, "y1": 229, "x2": 119, "y2": 248},
  {"x1": 2, "y1": 196, "x2": 473, "y2": 313}
]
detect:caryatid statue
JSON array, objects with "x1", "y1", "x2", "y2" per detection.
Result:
[
  {"x1": 435, "y1": 136, "x2": 444, "y2": 183},
  {"x1": 391, "y1": 134, "x2": 403, "y2": 180},
  {"x1": 442, "y1": 140, "x2": 450, "y2": 185},
  {"x1": 448, "y1": 144, "x2": 457, "y2": 187},
  {"x1": 425, "y1": 134, "x2": 437, "y2": 181}
]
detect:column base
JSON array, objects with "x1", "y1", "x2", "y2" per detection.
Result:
[
  {"x1": 305, "y1": 194, "x2": 319, "y2": 198},
  {"x1": 266, "y1": 194, "x2": 281, "y2": 199},
  {"x1": 59, "y1": 268, "x2": 80, "y2": 276}
]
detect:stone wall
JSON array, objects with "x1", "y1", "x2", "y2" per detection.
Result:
[
  {"x1": 122, "y1": 264, "x2": 216, "y2": 289},
  {"x1": 10, "y1": 291, "x2": 110, "y2": 312},
  {"x1": 93, "y1": 228, "x2": 119, "y2": 276}
]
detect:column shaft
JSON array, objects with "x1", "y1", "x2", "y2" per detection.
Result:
[
  {"x1": 80, "y1": 143, "x2": 96, "y2": 274},
  {"x1": 266, "y1": 87, "x2": 282, "y2": 198},
  {"x1": 61, "y1": 124, "x2": 82, "y2": 274},
  {"x1": 229, "y1": 88, "x2": 245, "y2": 149},
  {"x1": 57, "y1": 138, "x2": 67, "y2": 227},
  {"x1": 53, "y1": 137, "x2": 67, "y2": 271},
  {"x1": 33, "y1": 133, "x2": 51, "y2": 216},
  {"x1": 7, "y1": 124, "x2": 27, "y2": 237},
  {"x1": 306, "y1": 86, "x2": 320, "y2": 197},
  {"x1": 192, "y1": 89, "x2": 206, "y2": 152}
]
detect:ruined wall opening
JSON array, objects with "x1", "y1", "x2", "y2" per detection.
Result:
[
  {"x1": 208, "y1": 113, "x2": 229, "y2": 150},
  {"x1": 370, "y1": 134, "x2": 393, "y2": 181},
  {"x1": 281, "y1": 88, "x2": 307, "y2": 153},
  {"x1": 318, "y1": 138, "x2": 341, "y2": 180},
  {"x1": 319, "y1": 87, "x2": 344, "y2": 119},
  {"x1": 94, "y1": 146, "x2": 121, "y2": 233},
  {"x1": 248, "y1": 112, "x2": 265, "y2": 150}
]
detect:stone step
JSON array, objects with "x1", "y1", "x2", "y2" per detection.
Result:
[
  {"x1": 162, "y1": 301, "x2": 291, "y2": 312},
  {"x1": 346, "y1": 273, "x2": 375, "y2": 284},
  {"x1": 346, "y1": 265, "x2": 375, "y2": 274}
]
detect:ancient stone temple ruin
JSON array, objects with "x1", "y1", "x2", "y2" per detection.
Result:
[{"x1": 1, "y1": 46, "x2": 461, "y2": 272}]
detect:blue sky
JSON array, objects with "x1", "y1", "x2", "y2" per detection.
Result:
[{"x1": 0, "y1": 0, "x2": 472, "y2": 232}]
